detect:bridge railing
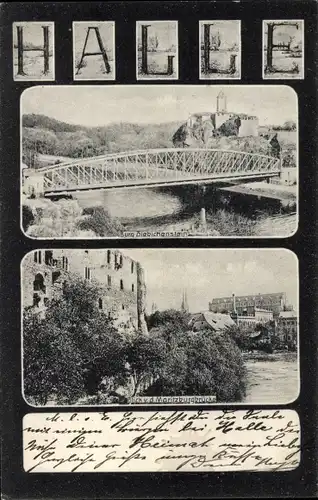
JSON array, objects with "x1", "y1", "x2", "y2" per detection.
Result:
[
  {"x1": 38, "y1": 148, "x2": 280, "y2": 172},
  {"x1": 41, "y1": 148, "x2": 281, "y2": 192}
]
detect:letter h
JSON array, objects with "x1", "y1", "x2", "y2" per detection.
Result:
[{"x1": 16, "y1": 25, "x2": 50, "y2": 76}]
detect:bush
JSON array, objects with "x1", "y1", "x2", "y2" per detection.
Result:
[
  {"x1": 22, "y1": 205, "x2": 35, "y2": 231},
  {"x1": 77, "y1": 206, "x2": 124, "y2": 237},
  {"x1": 207, "y1": 209, "x2": 257, "y2": 236}
]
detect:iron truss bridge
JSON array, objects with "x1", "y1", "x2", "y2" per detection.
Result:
[{"x1": 39, "y1": 148, "x2": 281, "y2": 195}]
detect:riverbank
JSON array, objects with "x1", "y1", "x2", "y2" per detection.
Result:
[
  {"x1": 22, "y1": 196, "x2": 97, "y2": 238},
  {"x1": 242, "y1": 351, "x2": 297, "y2": 362},
  {"x1": 22, "y1": 176, "x2": 298, "y2": 238},
  {"x1": 221, "y1": 180, "x2": 297, "y2": 202}
]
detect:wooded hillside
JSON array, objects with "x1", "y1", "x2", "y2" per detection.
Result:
[{"x1": 22, "y1": 114, "x2": 182, "y2": 166}]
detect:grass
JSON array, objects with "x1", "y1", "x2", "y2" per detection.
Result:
[{"x1": 207, "y1": 209, "x2": 257, "y2": 236}]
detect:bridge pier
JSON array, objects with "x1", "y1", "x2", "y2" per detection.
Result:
[
  {"x1": 200, "y1": 207, "x2": 207, "y2": 227},
  {"x1": 199, "y1": 185, "x2": 207, "y2": 231}
]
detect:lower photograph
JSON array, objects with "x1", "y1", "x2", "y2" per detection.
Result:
[{"x1": 21, "y1": 248, "x2": 299, "y2": 407}]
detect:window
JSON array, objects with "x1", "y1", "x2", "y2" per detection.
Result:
[
  {"x1": 131, "y1": 261, "x2": 134, "y2": 274},
  {"x1": 119, "y1": 255, "x2": 123, "y2": 267},
  {"x1": 52, "y1": 271, "x2": 61, "y2": 284},
  {"x1": 45, "y1": 251, "x2": 53, "y2": 266},
  {"x1": 122, "y1": 304, "x2": 125, "y2": 310},
  {"x1": 120, "y1": 279, "x2": 124, "y2": 290},
  {"x1": 132, "y1": 283, "x2": 135, "y2": 292},
  {"x1": 114, "y1": 253, "x2": 118, "y2": 269},
  {"x1": 98, "y1": 298, "x2": 103, "y2": 310},
  {"x1": 107, "y1": 275, "x2": 112, "y2": 287},
  {"x1": 84, "y1": 267, "x2": 91, "y2": 280},
  {"x1": 107, "y1": 250, "x2": 111, "y2": 264},
  {"x1": 33, "y1": 273, "x2": 45, "y2": 293},
  {"x1": 62, "y1": 256, "x2": 68, "y2": 271},
  {"x1": 34, "y1": 251, "x2": 41, "y2": 264}
]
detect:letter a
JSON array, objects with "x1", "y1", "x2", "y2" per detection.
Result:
[{"x1": 75, "y1": 26, "x2": 111, "y2": 77}]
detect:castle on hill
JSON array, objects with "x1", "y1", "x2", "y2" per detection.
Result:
[{"x1": 186, "y1": 90, "x2": 259, "y2": 138}]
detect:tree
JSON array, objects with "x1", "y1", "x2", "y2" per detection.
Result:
[
  {"x1": 144, "y1": 330, "x2": 246, "y2": 402},
  {"x1": 23, "y1": 309, "x2": 86, "y2": 405},
  {"x1": 126, "y1": 333, "x2": 167, "y2": 396},
  {"x1": 22, "y1": 205, "x2": 35, "y2": 231},
  {"x1": 147, "y1": 309, "x2": 190, "y2": 331},
  {"x1": 282, "y1": 120, "x2": 296, "y2": 131},
  {"x1": 23, "y1": 275, "x2": 128, "y2": 405},
  {"x1": 144, "y1": 310, "x2": 247, "y2": 402}
]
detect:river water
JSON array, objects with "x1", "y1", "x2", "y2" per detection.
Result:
[
  {"x1": 74, "y1": 184, "x2": 296, "y2": 236},
  {"x1": 243, "y1": 355, "x2": 299, "y2": 404}
]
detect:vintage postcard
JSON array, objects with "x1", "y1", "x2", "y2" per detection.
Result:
[
  {"x1": 1, "y1": 0, "x2": 317, "y2": 497},
  {"x1": 13, "y1": 22, "x2": 55, "y2": 81},
  {"x1": 21, "y1": 85, "x2": 298, "y2": 239},
  {"x1": 73, "y1": 22, "x2": 116, "y2": 81},
  {"x1": 263, "y1": 20, "x2": 304, "y2": 79},
  {"x1": 21, "y1": 248, "x2": 299, "y2": 407},
  {"x1": 199, "y1": 21, "x2": 241, "y2": 80},
  {"x1": 136, "y1": 21, "x2": 178, "y2": 80}
]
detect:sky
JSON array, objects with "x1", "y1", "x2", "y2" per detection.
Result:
[
  {"x1": 13, "y1": 23, "x2": 54, "y2": 47},
  {"x1": 200, "y1": 21, "x2": 240, "y2": 47},
  {"x1": 264, "y1": 21, "x2": 303, "y2": 46},
  {"x1": 123, "y1": 249, "x2": 298, "y2": 314},
  {"x1": 22, "y1": 85, "x2": 297, "y2": 128},
  {"x1": 137, "y1": 21, "x2": 177, "y2": 51},
  {"x1": 74, "y1": 22, "x2": 115, "y2": 60}
]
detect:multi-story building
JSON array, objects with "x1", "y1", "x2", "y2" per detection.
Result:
[
  {"x1": 209, "y1": 292, "x2": 287, "y2": 318},
  {"x1": 234, "y1": 307, "x2": 274, "y2": 327},
  {"x1": 277, "y1": 311, "x2": 298, "y2": 348},
  {"x1": 22, "y1": 249, "x2": 147, "y2": 333}
]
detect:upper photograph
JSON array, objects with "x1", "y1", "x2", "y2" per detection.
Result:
[{"x1": 21, "y1": 85, "x2": 298, "y2": 239}]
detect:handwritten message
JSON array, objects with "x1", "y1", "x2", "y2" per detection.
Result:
[{"x1": 23, "y1": 410, "x2": 300, "y2": 473}]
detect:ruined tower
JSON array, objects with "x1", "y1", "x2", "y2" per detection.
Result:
[
  {"x1": 216, "y1": 90, "x2": 227, "y2": 113},
  {"x1": 137, "y1": 262, "x2": 149, "y2": 335}
]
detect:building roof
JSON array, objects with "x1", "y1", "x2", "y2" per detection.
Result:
[
  {"x1": 190, "y1": 312, "x2": 235, "y2": 333},
  {"x1": 254, "y1": 307, "x2": 273, "y2": 313},
  {"x1": 210, "y1": 292, "x2": 286, "y2": 303}
]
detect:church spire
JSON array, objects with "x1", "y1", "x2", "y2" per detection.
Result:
[{"x1": 181, "y1": 290, "x2": 189, "y2": 313}]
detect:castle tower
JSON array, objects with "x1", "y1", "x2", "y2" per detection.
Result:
[
  {"x1": 181, "y1": 290, "x2": 189, "y2": 313},
  {"x1": 216, "y1": 90, "x2": 227, "y2": 113}
]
